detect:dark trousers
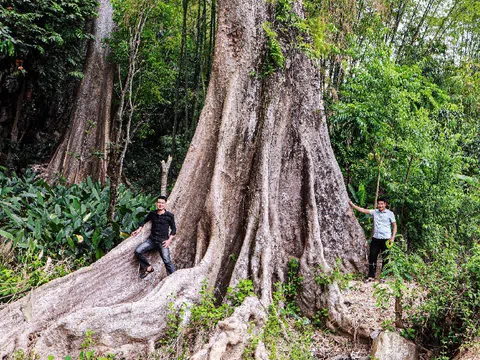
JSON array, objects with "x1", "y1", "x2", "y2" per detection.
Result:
[
  {"x1": 368, "y1": 238, "x2": 389, "y2": 278},
  {"x1": 134, "y1": 238, "x2": 176, "y2": 275}
]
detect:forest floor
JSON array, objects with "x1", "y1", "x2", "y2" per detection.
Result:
[{"x1": 311, "y1": 279, "x2": 422, "y2": 360}]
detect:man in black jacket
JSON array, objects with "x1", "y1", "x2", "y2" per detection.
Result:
[{"x1": 132, "y1": 195, "x2": 176, "y2": 278}]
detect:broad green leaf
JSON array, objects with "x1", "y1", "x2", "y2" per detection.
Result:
[
  {"x1": 56, "y1": 229, "x2": 64, "y2": 243},
  {"x1": 67, "y1": 237, "x2": 75, "y2": 250},
  {"x1": 0, "y1": 229, "x2": 14, "y2": 240},
  {"x1": 2, "y1": 207, "x2": 25, "y2": 227},
  {"x1": 37, "y1": 190, "x2": 44, "y2": 206}
]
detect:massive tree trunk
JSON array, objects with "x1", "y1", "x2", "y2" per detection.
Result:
[
  {"x1": 0, "y1": 0, "x2": 366, "y2": 357},
  {"x1": 46, "y1": 0, "x2": 114, "y2": 184}
]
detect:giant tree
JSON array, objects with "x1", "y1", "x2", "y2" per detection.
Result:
[
  {"x1": 0, "y1": 0, "x2": 366, "y2": 357},
  {"x1": 46, "y1": 0, "x2": 115, "y2": 184}
]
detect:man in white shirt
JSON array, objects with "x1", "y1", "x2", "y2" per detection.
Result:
[{"x1": 349, "y1": 197, "x2": 397, "y2": 279}]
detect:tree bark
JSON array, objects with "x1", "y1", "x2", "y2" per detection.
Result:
[
  {"x1": 6, "y1": 80, "x2": 26, "y2": 165},
  {"x1": 0, "y1": 0, "x2": 366, "y2": 357},
  {"x1": 46, "y1": 0, "x2": 114, "y2": 184},
  {"x1": 161, "y1": 155, "x2": 173, "y2": 196}
]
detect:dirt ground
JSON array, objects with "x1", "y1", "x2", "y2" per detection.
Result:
[{"x1": 311, "y1": 279, "x2": 423, "y2": 360}]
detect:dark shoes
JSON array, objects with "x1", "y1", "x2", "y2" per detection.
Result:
[{"x1": 140, "y1": 266, "x2": 154, "y2": 279}]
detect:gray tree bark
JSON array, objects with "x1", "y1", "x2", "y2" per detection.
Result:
[
  {"x1": 46, "y1": 0, "x2": 114, "y2": 184},
  {"x1": 0, "y1": 0, "x2": 366, "y2": 358},
  {"x1": 161, "y1": 155, "x2": 173, "y2": 196}
]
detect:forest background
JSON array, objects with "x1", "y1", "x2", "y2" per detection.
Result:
[{"x1": 0, "y1": 0, "x2": 479, "y2": 358}]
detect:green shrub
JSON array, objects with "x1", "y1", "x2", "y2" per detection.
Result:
[
  {"x1": 190, "y1": 281, "x2": 233, "y2": 331},
  {"x1": 411, "y1": 243, "x2": 480, "y2": 357},
  {"x1": 227, "y1": 279, "x2": 255, "y2": 307},
  {"x1": 283, "y1": 258, "x2": 302, "y2": 316},
  {"x1": 375, "y1": 239, "x2": 480, "y2": 357},
  {"x1": 314, "y1": 258, "x2": 355, "y2": 290},
  {"x1": 0, "y1": 168, "x2": 153, "y2": 260},
  {"x1": 0, "y1": 168, "x2": 155, "y2": 302},
  {"x1": 262, "y1": 22, "x2": 284, "y2": 76}
]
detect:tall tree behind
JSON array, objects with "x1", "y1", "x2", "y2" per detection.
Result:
[{"x1": 46, "y1": 0, "x2": 115, "y2": 184}]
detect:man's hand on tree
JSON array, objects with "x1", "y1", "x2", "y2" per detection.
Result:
[
  {"x1": 163, "y1": 239, "x2": 172, "y2": 248},
  {"x1": 131, "y1": 228, "x2": 142, "y2": 237}
]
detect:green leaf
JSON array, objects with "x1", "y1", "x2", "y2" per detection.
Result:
[
  {"x1": 348, "y1": 184, "x2": 359, "y2": 203},
  {"x1": 92, "y1": 229, "x2": 101, "y2": 248},
  {"x1": 0, "y1": 229, "x2": 14, "y2": 241},
  {"x1": 1, "y1": 187, "x2": 13, "y2": 195},
  {"x1": 91, "y1": 186, "x2": 100, "y2": 201},
  {"x1": 56, "y1": 229, "x2": 64, "y2": 243},
  {"x1": 2, "y1": 207, "x2": 25, "y2": 227},
  {"x1": 34, "y1": 220, "x2": 42, "y2": 239},
  {"x1": 67, "y1": 237, "x2": 75, "y2": 250},
  {"x1": 37, "y1": 190, "x2": 45, "y2": 206}
]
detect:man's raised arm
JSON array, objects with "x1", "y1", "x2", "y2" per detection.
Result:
[{"x1": 348, "y1": 200, "x2": 372, "y2": 215}]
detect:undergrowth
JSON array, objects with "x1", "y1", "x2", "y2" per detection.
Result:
[
  {"x1": 375, "y1": 241, "x2": 480, "y2": 358},
  {"x1": 0, "y1": 168, "x2": 154, "y2": 303}
]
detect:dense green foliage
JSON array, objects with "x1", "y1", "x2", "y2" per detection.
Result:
[
  {"x1": 315, "y1": 1, "x2": 480, "y2": 356},
  {"x1": 0, "y1": 168, "x2": 154, "y2": 302},
  {"x1": 107, "y1": 0, "x2": 216, "y2": 193},
  {"x1": 377, "y1": 242, "x2": 480, "y2": 356},
  {"x1": 0, "y1": 0, "x2": 97, "y2": 58},
  {"x1": 0, "y1": 0, "x2": 98, "y2": 166}
]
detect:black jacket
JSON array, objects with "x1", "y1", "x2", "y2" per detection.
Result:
[{"x1": 139, "y1": 210, "x2": 176, "y2": 242}]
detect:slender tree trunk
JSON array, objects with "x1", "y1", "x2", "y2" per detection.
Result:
[
  {"x1": 422, "y1": 1, "x2": 460, "y2": 57},
  {"x1": 407, "y1": 0, "x2": 435, "y2": 47},
  {"x1": 374, "y1": 155, "x2": 383, "y2": 208},
  {"x1": 172, "y1": 0, "x2": 189, "y2": 155},
  {"x1": 0, "y1": 0, "x2": 366, "y2": 357},
  {"x1": 396, "y1": 0, "x2": 420, "y2": 58},
  {"x1": 161, "y1": 155, "x2": 173, "y2": 196},
  {"x1": 206, "y1": 0, "x2": 216, "y2": 81},
  {"x1": 107, "y1": 6, "x2": 150, "y2": 222},
  {"x1": 395, "y1": 294, "x2": 404, "y2": 328},
  {"x1": 388, "y1": 0, "x2": 408, "y2": 46},
  {"x1": 400, "y1": 155, "x2": 414, "y2": 222},
  {"x1": 190, "y1": 0, "x2": 208, "y2": 138},
  {"x1": 6, "y1": 80, "x2": 26, "y2": 165}
]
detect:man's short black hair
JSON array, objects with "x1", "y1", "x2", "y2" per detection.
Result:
[
  {"x1": 158, "y1": 195, "x2": 168, "y2": 201},
  {"x1": 377, "y1": 197, "x2": 387, "y2": 203}
]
